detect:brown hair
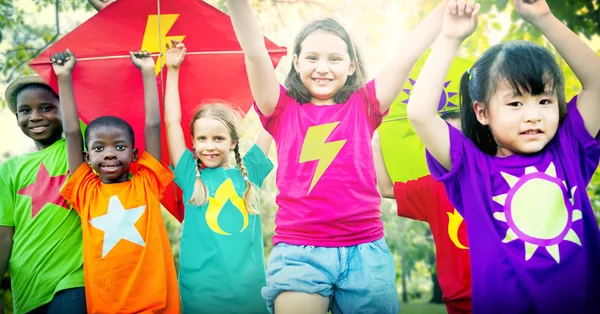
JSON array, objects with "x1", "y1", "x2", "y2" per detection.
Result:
[
  {"x1": 284, "y1": 17, "x2": 367, "y2": 104},
  {"x1": 187, "y1": 102, "x2": 259, "y2": 214}
]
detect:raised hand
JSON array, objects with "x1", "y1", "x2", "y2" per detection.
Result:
[
  {"x1": 165, "y1": 39, "x2": 186, "y2": 69},
  {"x1": 441, "y1": 0, "x2": 480, "y2": 42},
  {"x1": 50, "y1": 49, "x2": 77, "y2": 78},
  {"x1": 130, "y1": 50, "x2": 155, "y2": 72},
  {"x1": 88, "y1": 0, "x2": 115, "y2": 11},
  {"x1": 512, "y1": 0, "x2": 551, "y2": 25}
]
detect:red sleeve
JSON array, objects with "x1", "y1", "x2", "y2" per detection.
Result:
[
  {"x1": 134, "y1": 152, "x2": 174, "y2": 200},
  {"x1": 393, "y1": 175, "x2": 439, "y2": 222}
]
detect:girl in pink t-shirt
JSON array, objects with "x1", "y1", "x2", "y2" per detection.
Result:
[{"x1": 227, "y1": 1, "x2": 447, "y2": 313}]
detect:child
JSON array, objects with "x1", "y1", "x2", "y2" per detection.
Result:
[
  {"x1": 164, "y1": 40, "x2": 274, "y2": 314},
  {"x1": 372, "y1": 111, "x2": 472, "y2": 314},
  {"x1": 227, "y1": 0, "x2": 448, "y2": 313},
  {"x1": 52, "y1": 49, "x2": 181, "y2": 313},
  {"x1": 1, "y1": 76, "x2": 85, "y2": 313},
  {"x1": 407, "y1": 0, "x2": 600, "y2": 313}
]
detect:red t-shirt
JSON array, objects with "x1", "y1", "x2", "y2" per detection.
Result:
[{"x1": 394, "y1": 175, "x2": 471, "y2": 314}]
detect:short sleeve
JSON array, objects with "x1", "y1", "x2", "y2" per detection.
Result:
[
  {"x1": 60, "y1": 163, "x2": 97, "y2": 214},
  {"x1": 426, "y1": 122, "x2": 471, "y2": 183},
  {"x1": 243, "y1": 144, "x2": 274, "y2": 188},
  {"x1": 556, "y1": 97, "x2": 600, "y2": 181},
  {"x1": 173, "y1": 149, "x2": 197, "y2": 196},
  {"x1": 0, "y1": 164, "x2": 15, "y2": 227},
  {"x1": 394, "y1": 176, "x2": 438, "y2": 222},
  {"x1": 134, "y1": 152, "x2": 174, "y2": 199},
  {"x1": 361, "y1": 80, "x2": 388, "y2": 130},
  {"x1": 253, "y1": 84, "x2": 292, "y2": 136}
]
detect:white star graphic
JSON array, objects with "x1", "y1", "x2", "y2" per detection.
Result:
[{"x1": 90, "y1": 195, "x2": 146, "y2": 258}]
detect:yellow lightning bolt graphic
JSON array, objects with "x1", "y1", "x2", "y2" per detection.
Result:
[
  {"x1": 447, "y1": 209, "x2": 468, "y2": 249},
  {"x1": 299, "y1": 122, "x2": 347, "y2": 194},
  {"x1": 141, "y1": 14, "x2": 186, "y2": 76},
  {"x1": 206, "y1": 179, "x2": 248, "y2": 235}
]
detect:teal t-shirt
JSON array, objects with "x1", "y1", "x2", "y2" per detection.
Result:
[
  {"x1": 174, "y1": 144, "x2": 273, "y2": 314},
  {"x1": 0, "y1": 138, "x2": 84, "y2": 314}
]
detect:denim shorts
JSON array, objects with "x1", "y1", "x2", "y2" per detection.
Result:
[{"x1": 261, "y1": 237, "x2": 399, "y2": 314}]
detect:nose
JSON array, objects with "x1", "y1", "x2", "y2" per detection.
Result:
[
  {"x1": 29, "y1": 109, "x2": 43, "y2": 122},
  {"x1": 316, "y1": 58, "x2": 329, "y2": 74},
  {"x1": 103, "y1": 150, "x2": 117, "y2": 160},
  {"x1": 523, "y1": 104, "x2": 542, "y2": 123}
]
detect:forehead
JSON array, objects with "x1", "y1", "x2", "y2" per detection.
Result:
[
  {"x1": 16, "y1": 87, "x2": 58, "y2": 107},
  {"x1": 88, "y1": 126, "x2": 131, "y2": 143},
  {"x1": 300, "y1": 31, "x2": 348, "y2": 55},
  {"x1": 193, "y1": 117, "x2": 231, "y2": 135}
]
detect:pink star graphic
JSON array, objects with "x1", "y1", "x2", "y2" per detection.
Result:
[{"x1": 18, "y1": 162, "x2": 69, "y2": 218}]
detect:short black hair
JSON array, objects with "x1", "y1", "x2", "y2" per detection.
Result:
[
  {"x1": 440, "y1": 110, "x2": 460, "y2": 121},
  {"x1": 84, "y1": 116, "x2": 135, "y2": 149},
  {"x1": 16, "y1": 84, "x2": 59, "y2": 103}
]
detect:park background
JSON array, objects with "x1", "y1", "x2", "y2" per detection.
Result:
[{"x1": 1, "y1": 0, "x2": 600, "y2": 313}]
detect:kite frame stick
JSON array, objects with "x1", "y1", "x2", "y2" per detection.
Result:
[
  {"x1": 30, "y1": 49, "x2": 288, "y2": 64},
  {"x1": 382, "y1": 108, "x2": 459, "y2": 123}
]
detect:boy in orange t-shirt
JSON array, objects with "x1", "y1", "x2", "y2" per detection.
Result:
[{"x1": 53, "y1": 49, "x2": 180, "y2": 313}]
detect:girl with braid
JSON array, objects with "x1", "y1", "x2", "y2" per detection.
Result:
[{"x1": 164, "y1": 39, "x2": 274, "y2": 314}]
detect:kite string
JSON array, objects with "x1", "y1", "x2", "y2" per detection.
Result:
[{"x1": 156, "y1": 0, "x2": 165, "y2": 108}]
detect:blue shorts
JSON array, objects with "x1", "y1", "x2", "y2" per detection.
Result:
[{"x1": 261, "y1": 237, "x2": 399, "y2": 314}]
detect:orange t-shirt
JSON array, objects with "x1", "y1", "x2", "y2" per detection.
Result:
[{"x1": 61, "y1": 152, "x2": 180, "y2": 314}]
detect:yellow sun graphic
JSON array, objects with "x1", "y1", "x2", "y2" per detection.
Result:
[{"x1": 492, "y1": 162, "x2": 582, "y2": 263}]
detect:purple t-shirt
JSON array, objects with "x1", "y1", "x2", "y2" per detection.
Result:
[{"x1": 427, "y1": 101, "x2": 600, "y2": 313}]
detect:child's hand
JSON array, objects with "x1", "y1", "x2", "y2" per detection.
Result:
[
  {"x1": 512, "y1": 0, "x2": 551, "y2": 25},
  {"x1": 441, "y1": 0, "x2": 480, "y2": 42},
  {"x1": 50, "y1": 49, "x2": 76, "y2": 78},
  {"x1": 166, "y1": 39, "x2": 186, "y2": 69},
  {"x1": 130, "y1": 50, "x2": 155, "y2": 72}
]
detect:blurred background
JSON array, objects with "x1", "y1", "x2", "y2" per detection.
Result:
[{"x1": 1, "y1": 0, "x2": 599, "y2": 313}]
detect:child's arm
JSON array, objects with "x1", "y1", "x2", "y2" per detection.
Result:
[
  {"x1": 375, "y1": 0, "x2": 447, "y2": 112},
  {"x1": 371, "y1": 130, "x2": 394, "y2": 198},
  {"x1": 256, "y1": 128, "x2": 273, "y2": 156},
  {"x1": 0, "y1": 226, "x2": 13, "y2": 288},
  {"x1": 130, "y1": 50, "x2": 161, "y2": 161},
  {"x1": 513, "y1": 0, "x2": 600, "y2": 137},
  {"x1": 51, "y1": 50, "x2": 85, "y2": 175},
  {"x1": 226, "y1": 0, "x2": 280, "y2": 116},
  {"x1": 407, "y1": 0, "x2": 480, "y2": 171},
  {"x1": 164, "y1": 40, "x2": 187, "y2": 168},
  {"x1": 87, "y1": 0, "x2": 115, "y2": 11}
]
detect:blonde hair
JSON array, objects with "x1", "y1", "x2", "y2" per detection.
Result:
[{"x1": 188, "y1": 102, "x2": 259, "y2": 214}]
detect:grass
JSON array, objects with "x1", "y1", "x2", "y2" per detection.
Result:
[{"x1": 400, "y1": 302, "x2": 447, "y2": 314}]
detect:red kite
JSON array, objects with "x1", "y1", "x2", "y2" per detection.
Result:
[{"x1": 30, "y1": 0, "x2": 287, "y2": 221}]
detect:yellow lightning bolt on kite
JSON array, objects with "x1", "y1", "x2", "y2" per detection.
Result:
[
  {"x1": 141, "y1": 14, "x2": 186, "y2": 76},
  {"x1": 206, "y1": 179, "x2": 248, "y2": 235},
  {"x1": 299, "y1": 122, "x2": 347, "y2": 194}
]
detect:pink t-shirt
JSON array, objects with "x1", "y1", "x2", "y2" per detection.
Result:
[{"x1": 255, "y1": 81, "x2": 385, "y2": 247}]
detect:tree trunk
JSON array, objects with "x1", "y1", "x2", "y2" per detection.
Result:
[
  {"x1": 401, "y1": 257, "x2": 408, "y2": 302},
  {"x1": 429, "y1": 271, "x2": 443, "y2": 303}
]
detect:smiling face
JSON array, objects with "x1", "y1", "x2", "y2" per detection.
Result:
[
  {"x1": 85, "y1": 126, "x2": 138, "y2": 183},
  {"x1": 191, "y1": 117, "x2": 237, "y2": 169},
  {"x1": 474, "y1": 80, "x2": 559, "y2": 157},
  {"x1": 15, "y1": 86, "x2": 63, "y2": 150},
  {"x1": 293, "y1": 31, "x2": 356, "y2": 105}
]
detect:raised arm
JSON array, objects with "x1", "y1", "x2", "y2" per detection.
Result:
[
  {"x1": 163, "y1": 40, "x2": 187, "y2": 168},
  {"x1": 226, "y1": 0, "x2": 280, "y2": 115},
  {"x1": 130, "y1": 50, "x2": 161, "y2": 160},
  {"x1": 407, "y1": 0, "x2": 479, "y2": 171},
  {"x1": 51, "y1": 50, "x2": 84, "y2": 174},
  {"x1": 375, "y1": 0, "x2": 447, "y2": 112},
  {"x1": 513, "y1": 0, "x2": 600, "y2": 137},
  {"x1": 87, "y1": 0, "x2": 115, "y2": 12},
  {"x1": 255, "y1": 128, "x2": 273, "y2": 156},
  {"x1": 372, "y1": 130, "x2": 394, "y2": 198}
]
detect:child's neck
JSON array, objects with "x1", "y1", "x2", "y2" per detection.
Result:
[{"x1": 33, "y1": 135, "x2": 63, "y2": 151}]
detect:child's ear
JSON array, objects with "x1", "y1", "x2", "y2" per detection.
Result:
[
  {"x1": 473, "y1": 101, "x2": 489, "y2": 125},
  {"x1": 230, "y1": 140, "x2": 238, "y2": 151},
  {"x1": 132, "y1": 148, "x2": 139, "y2": 162},
  {"x1": 84, "y1": 151, "x2": 91, "y2": 165},
  {"x1": 348, "y1": 59, "x2": 356, "y2": 76},
  {"x1": 293, "y1": 54, "x2": 300, "y2": 73}
]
